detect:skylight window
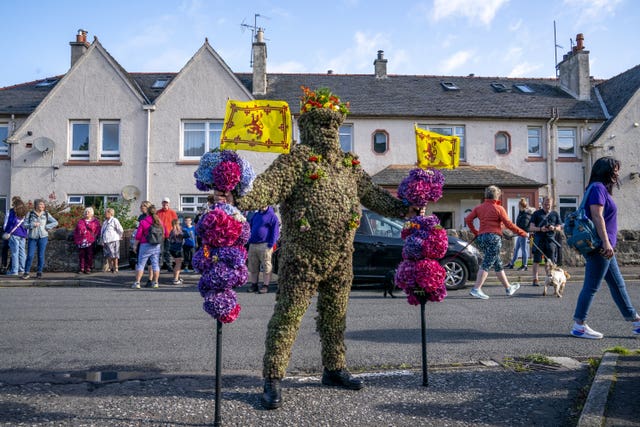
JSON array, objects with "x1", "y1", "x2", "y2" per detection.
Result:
[
  {"x1": 152, "y1": 78, "x2": 170, "y2": 89},
  {"x1": 35, "y1": 79, "x2": 58, "y2": 87},
  {"x1": 514, "y1": 84, "x2": 534, "y2": 93},
  {"x1": 440, "y1": 81, "x2": 459, "y2": 91},
  {"x1": 491, "y1": 82, "x2": 508, "y2": 92}
]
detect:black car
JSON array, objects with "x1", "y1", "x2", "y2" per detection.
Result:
[{"x1": 273, "y1": 210, "x2": 479, "y2": 290}]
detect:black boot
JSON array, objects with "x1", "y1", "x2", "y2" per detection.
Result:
[
  {"x1": 247, "y1": 282, "x2": 259, "y2": 293},
  {"x1": 261, "y1": 378, "x2": 282, "y2": 410},
  {"x1": 321, "y1": 368, "x2": 364, "y2": 390}
]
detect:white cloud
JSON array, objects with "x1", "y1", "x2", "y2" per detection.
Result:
[
  {"x1": 439, "y1": 50, "x2": 474, "y2": 74},
  {"x1": 507, "y1": 62, "x2": 543, "y2": 78},
  {"x1": 322, "y1": 31, "x2": 392, "y2": 73},
  {"x1": 432, "y1": 0, "x2": 510, "y2": 26},
  {"x1": 563, "y1": 0, "x2": 623, "y2": 26}
]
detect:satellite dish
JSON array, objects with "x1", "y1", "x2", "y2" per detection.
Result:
[
  {"x1": 121, "y1": 185, "x2": 141, "y2": 201},
  {"x1": 33, "y1": 137, "x2": 55, "y2": 153}
]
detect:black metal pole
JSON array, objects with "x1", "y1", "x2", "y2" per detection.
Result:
[
  {"x1": 420, "y1": 300, "x2": 428, "y2": 386},
  {"x1": 214, "y1": 320, "x2": 222, "y2": 427}
]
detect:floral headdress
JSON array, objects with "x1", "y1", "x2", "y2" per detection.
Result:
[
  {"x1": 193, "y1": 150, "x2": 255, "y2": 323},
  {"x1": 300, "y1": 86, "x2": 350, "y2": 115},
  {"x1": 395, "y1": 168, "x2": 448, "y2": 305}
]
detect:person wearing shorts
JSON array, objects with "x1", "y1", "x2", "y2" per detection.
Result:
[{"x1": 246, "y1": 206, "x2": 280, "y2": 294}]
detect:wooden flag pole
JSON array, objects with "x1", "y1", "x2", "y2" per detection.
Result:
[{"x1": 214, "y1": 320, "x2": 223, "y2": 426}]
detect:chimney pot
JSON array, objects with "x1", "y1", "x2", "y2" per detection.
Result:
[
  {"x1": 377, "y1": 50, "x2": 384, "y2": 60},
  {"x1": 576, "y1": 33, "x2": 584, "y2": 50},
  {"x1": 327, "y1": 70, "x2": 333, "y2": 75}
]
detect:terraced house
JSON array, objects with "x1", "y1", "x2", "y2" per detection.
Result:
[{"x1": 1, "y1": 30, "x2": 639, "y2": 229}]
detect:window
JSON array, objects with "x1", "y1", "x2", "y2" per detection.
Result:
[
  {"x1": 100, "y1": 121, "x2": 120, "y2": 160},
  {"x1": 68, "y1": 194, "x2": 119, "y2": 211},
  {"x1": 491, "y1": 82, "x2": 508, "y2": 92},
  {"x1": 70, "y1": 120, "x2": 90, "y2": 160},
  {"x1": 372, "y1": 130, "x2": 388, "y2": 154},
  {"x1": 0, "y1": 123, "x2": 8, "y2": 156},
  {"x1": 35, "y1": 79, "x2": 58, "y2": 87},
  {"x1": 514, "y1": 84, "x2": 534, "y2": 93},
  {"x1": 183, "y1": 121, "x2": 223, "y2": 158},
  {"x1": 558, "y1": 196, "x2": 578, "y2": 221},
  {"x1": 528, "y1": 127, "x2": 542, "y2": 157},
  {"x1": 433, "y1": 211, "x2": 453, "y2": 229},
  {"x1": 441, "y1": 81, "x2": 459, "y2": 91},
  {"x1": 0, "y1": 196, "x2": 7, "y2": 215},
  {"x1": 421, "y1": 124, "x2": 466, "y2": 161},
  {"x1": 339, "y1": 124, "x2": 353, "y2": 152},
  {"x1": 151, "y1": 78, "x2": 170, "y2": 89},
  {"x1": 181, "y1": 195, "x2": 210, "y2": 213},
  {"x1": 557, "y1": 127, "x2": 577, "y2": 157},
  {"x1": 494, "y1": 132, "x2": 510, "y2": 155}
]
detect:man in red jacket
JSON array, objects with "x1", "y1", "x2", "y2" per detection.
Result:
[{"x1": 157, "y1": 197, "x2": 178, "y2": 272}]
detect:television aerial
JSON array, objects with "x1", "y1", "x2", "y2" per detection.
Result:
[
  {"x1": 240, "y1": 13, "x2": 269, "y2": 67},
  {"x1": 33, "y1": 137, "x2": 55, "y2": 153},
  {"x1": 121, "y1": 185, "x2": 141, "y2": 201}
]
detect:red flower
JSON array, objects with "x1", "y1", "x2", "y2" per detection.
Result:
[
  {"x1": 351, "y1": 159, "x2": 360, "y2": 166},
  {"x1": 309, "y1": 155, "x2": 319, "y2": 162},
  {"x1": 309, "y1": 173, "x2": 319, "y2": 180}
]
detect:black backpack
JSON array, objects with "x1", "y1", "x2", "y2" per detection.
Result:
[{"x1": 146, "y1": 223, "x2": 165, "y2": 245}]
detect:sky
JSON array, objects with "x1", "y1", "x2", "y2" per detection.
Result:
[{"x1": 0, "y1": 0, "x2": 638, "y2": 88}]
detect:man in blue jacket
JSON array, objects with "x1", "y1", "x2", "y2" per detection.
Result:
[{"x1": 246, "y1": 206, "x2": 280, "y2": 294}]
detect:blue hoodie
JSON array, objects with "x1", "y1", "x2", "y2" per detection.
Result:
[
  {"x1": 247, "y1": 206, "x2": 280, "y2": 249},
  {"x1": 3, "y1": 208, "x2": 28, "y2": 239}
]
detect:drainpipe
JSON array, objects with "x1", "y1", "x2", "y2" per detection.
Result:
[
  {"x1": 546, "y1": 107, "x2": 559, "y2": 203},
  {"x1": 143, "y1": 104, "x2": 156, "y2": 201}
]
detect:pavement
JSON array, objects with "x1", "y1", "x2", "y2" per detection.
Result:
[{"x1": 1, "y1": 266, "x2": 639, "y2": 426}]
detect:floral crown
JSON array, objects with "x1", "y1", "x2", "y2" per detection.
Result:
[{"x1": 300, "y1": 86, "x2": 350, "y2": 115}]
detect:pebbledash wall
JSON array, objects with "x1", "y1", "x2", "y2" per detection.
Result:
[{"x1": 32, "y1": 228, "x2": 640, "y2": 273}]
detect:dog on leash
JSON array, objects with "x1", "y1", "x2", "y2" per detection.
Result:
[{"x1": 543, "y1": 266, "x2": 570, "y2": 298}]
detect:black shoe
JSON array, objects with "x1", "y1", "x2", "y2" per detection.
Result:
[
  {"x1": 247, "y1": 283, "x2": 259, "y2": 293},
  {"x1": 518, "y1": 266, "x2": 527, "y2": 271},
  {"x1": 321, "y1": 368, "x2": 364, "y2": 390},
  {"x1": 36, "y1": 272, "x2": 42, "y2": 279},
  {"x1": 532, "y1": 281, "x2": 540, "y2": 287},
  {"x1": 505, "y1": 264, "x2": 514, "y2": 269},
  {"x1": 261, "y1": 378, "x2": 282, "y2": 410},
  {"x1": 144, "y1": 280, "x2": 153, "y2": 288}
]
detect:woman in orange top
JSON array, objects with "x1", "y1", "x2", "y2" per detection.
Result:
[{"x1": 464, "y1": 185, "x2": 528, "y2": 299}]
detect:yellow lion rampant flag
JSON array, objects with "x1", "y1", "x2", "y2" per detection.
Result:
[
  {"x1": 415, "y1": 125, "x2": 460, "y2": 169},
  {"x1": 220, "y1": 100, "x2": 292, "y2": 153}
]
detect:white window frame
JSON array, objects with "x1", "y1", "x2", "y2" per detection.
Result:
[
  {"x1": 182, "y1": 120, "x2": 223, "y2": 159},
  {"x1": 0, "y1": 123, "x2": 9, "y2": 156},
  {"x1": 180, "y1": 195, "x2": 210, "y2": 213},
  {"x1": 558, "y1": 196, "x2": 579, "y2": 221},
  {"x1": 70, "y1": 120, "x2": 90, "y2": 160},
  {"x1": 494, "y1": 131, "x2": 510, "y2": 155},
  {"x1": 527, "y1": 126, "x2": 542, "y2": 157},
  {"x1": 100, "y1": 120, "x2": 120, "y2": 160},
  {"x1": 557, "y1": 127, "x2": 577, "y2": 158},
  {"x1": 339, "y1": 124, "x2": 353, "y2": 152},
  {"x1": 420, "y1": 124, "x2": 466, "y2": 161}
]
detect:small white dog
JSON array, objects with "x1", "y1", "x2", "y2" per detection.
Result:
[{"x1": 543, "y1": 266, "x2": 570, "y2": 298}]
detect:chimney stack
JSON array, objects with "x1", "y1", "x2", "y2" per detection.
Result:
[
  {"x1": 374, "y1": 50, "x2": 388, "y2": 79},
  {"x1": 252, "y1": 28, "x2": 267, "y2": 96},
  {"x1": 557, "y1": 33, "x2": 591, "y2": 101},
  {"x1": 69, "y1": 29, "x2": 89, "y2": 68}
]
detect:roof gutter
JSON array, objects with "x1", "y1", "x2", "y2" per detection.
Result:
[{"x1": 546, "y1": 107, "x2": 559, "y2": 203}]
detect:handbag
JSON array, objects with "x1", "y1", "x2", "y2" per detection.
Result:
[
  {"x1": 564, "y1": 184, "x2": 602, "y2": 255},
  {"x1": 2, "y1": 219, "x2": 24, "y2": 240}
]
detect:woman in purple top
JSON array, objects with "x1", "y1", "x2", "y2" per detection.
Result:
[{"x1": 571, "y1": 157, "x2": 640, "y2": 339}]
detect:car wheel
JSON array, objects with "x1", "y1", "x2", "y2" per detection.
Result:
[{"x1": 440, "y1": 257, "x2": 469, "y2": 290}]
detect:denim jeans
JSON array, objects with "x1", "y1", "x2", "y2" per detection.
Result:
[
  {"x1": 7, "y1": 235, "x2": 26, "y2": 275},
  {"x1": 136, "y1": 243, "x2": 161, "y2": 272},
  {"x1": 573, "y1": 253, "x2": 638, "y2": 322},
  {"x1": 509, "y1": 236, "x2": 529, "y2": 266},
  {"x1": 25, "y1": 237, "x2": 48, "y2": 274}
]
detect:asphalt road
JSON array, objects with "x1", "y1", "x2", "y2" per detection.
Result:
[{"x1": 2, "y1": 275, "x2": 640, "y2": 380}]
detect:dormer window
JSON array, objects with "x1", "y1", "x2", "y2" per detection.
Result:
[
  {"x1": 491, "y1": 82, "x2": 508, "y2": 92},
  {"x1": 514, "y1": 84, "x2": 534, "y2": 93},
  {"x1": 440, "y1": 81, "x2": 459, "y2": 91},
  {"x1": 152, "y1": 78, "x2": 170, "y2": 89},
  {"x1": 35, "y1": 79, "x2": 58, "y2": 87}
]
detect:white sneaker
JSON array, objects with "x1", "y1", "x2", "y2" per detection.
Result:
[
  {"x1": 632, "y1": 320, "x2": 640, "y2": 336},
  {"x1": 469, "y1": 288, "x2": 489, "y2": 300},
  {"x1": 172, "y1": 278, "x2": 183, "y2": 285},
  {"x1": 506, "y1": 283, "x2": 520, "y2": 296},
  {"x1": 131, "y1": 282, "x2": 140, "y2": 289},
  {"x1": 151, "y1": 282, "x2": 159, "y2": 288},
  {"x1": 571, "y1": 322, "x2": 603, "y2": 339}
]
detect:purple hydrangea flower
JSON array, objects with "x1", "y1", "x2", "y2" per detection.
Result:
[{"x1": 202, "y1": 289, "x2": 238, "y2": 320}]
